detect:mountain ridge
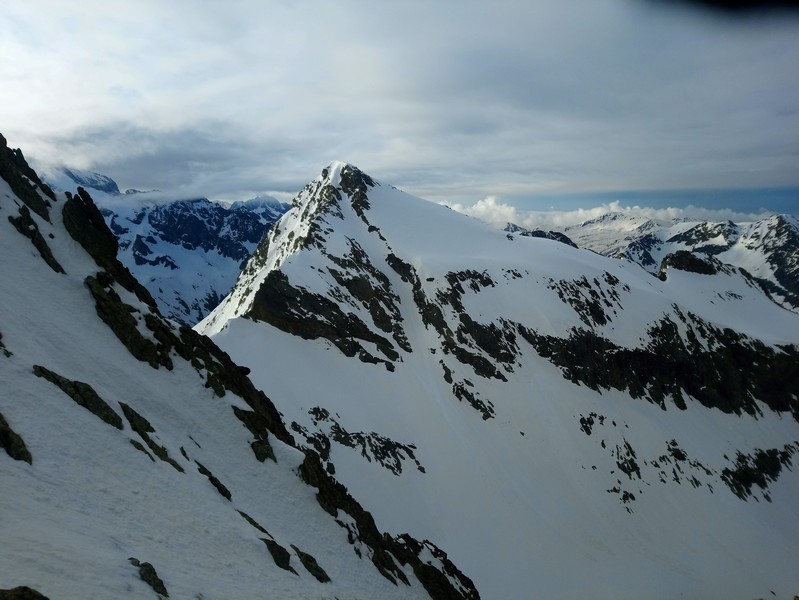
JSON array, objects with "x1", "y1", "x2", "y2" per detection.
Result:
[
  {"x1": 201, "y1": 161, "x2": 799, "y2": 599},
  {"x1": 521, "y1": 211, "x2": 799, "y2": 313},
  {"x1": 44, "y1": 167, "x2": 291, "y2": 324},
  {"x1": 1, "y1": 140, "x2": 478, "y2": 599}
]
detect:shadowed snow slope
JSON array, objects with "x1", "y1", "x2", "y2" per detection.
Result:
[
  {"x1": 0, "y1": 138, "x2": 477, "y2": 600},
  {"x1": 200, "y1": 162, "x2": 799, "y2": 600}
]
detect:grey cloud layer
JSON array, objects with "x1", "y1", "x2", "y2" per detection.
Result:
[{"x1": 2, "y1": 0, "x2": 798, "y2": 204}]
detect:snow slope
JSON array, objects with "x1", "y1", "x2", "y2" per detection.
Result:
[
  {"x1": 201, "y1": 162, "x2": 799, "y2": 600},
  {"x1": 0, "y1": 139, "x2": 476, "y2": 599}
]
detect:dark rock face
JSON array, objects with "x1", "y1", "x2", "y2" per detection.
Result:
[
  {"x1": 666, "y1": 221, "x2": 738, "y2": 254},
  {"x1": 623, "y1": 233, "x2": 660, "y2": 268},
  {"x1": 658, "y1": 250, "x2": 719, "y2": 278},
  {"x1": 0, "y1": 411, "x2": 32, "y2": 464},
  {"x1": 290, "y1": 545, "x2": 331, "y2": 583},
  {"x1": 326, "y1": 238, "x2": 410, "y2": 353},
  {"x1": 195, "y1": 460, "x2": 232, "y2": 501},
  {"x1": 393, "y1": 535, "x2": 480, "y2": 600},
  {"x1": 64, "y1": 187, "x2": 156, "y2": 309},
  {"x1": 119, "y1": 402, "x2": 184, "y2": 473},
  {"x1": 385, "y1": 255, "x2": 498, "y2": 418},
  {"x1": 262, "y1": 538, "x2": 299, "y2": 575},
  {"x1": 248, "y1": 269, "x2": 398, "y2": 368},
  {"x1": 504, "y1": 223, "x2": 578, "y2": 248},
  {"x1": 546, "y1": 272, "x2": 628, "y2": 328},
  {"x1": 129, "y1": 558, "x2": 169, "y2": 597},
  {"x1": 519, "y1": 307, "x2": 799, "y2": 421},
  {"x1": 0, "y1": 587, "x2": 51, "y2": 600},
  {"x1": 291, "y1": 406, "x2": 426, "y2": 476},
  {"x1": 297, "y1": 452, "x2": 480, "y2": 599},
  {"x1": 84, "y1": 273, "x2": 172, "y2": 370},
  {"x1": 0, "y1": 133, "x2": 54, "y2": 221},
  {"x1": 338, "y1": 163, "x2": 376, "y2": 221},
  {"x1": 231, "y1": 406, "x2": 276, "y2": 462},
  {"x1": 746, "y1": 215, "x2": 799, "y2": 309},
  {"x1": 721, "y1": 443, "x2": 798, "y2": 501},
  {"x1": 7, "y1": 205, "x2": 65, "y2": 274},
  {"x1": 33, "y1": 365, "x2": 123, "y2": 429},
  {"x1": 0, "y1": 135, "x2": 64, "y2": 273},
  {"x1": 0, "y1": 331, "x2": 10, "y2": 358},
  {"x1": 142, "y1": 200, "x2": 264, "y2": 262}
]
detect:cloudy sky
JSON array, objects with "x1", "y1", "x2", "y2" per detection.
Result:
[{"x1": 2, "y1": 0, "x2": 798, "y2": 215}]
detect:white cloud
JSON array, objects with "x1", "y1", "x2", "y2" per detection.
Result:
[
  {"x1": 2, "y1": 0, "x2": 798, "y2": 201},
  {"x1": 445, "y1": 197, "x2": 774, "y2": 229}
]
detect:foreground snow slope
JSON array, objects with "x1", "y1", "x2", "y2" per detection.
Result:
[
  {"x1": 0, "y1": 138, "x2": 476, "y2": 599},
  {"x1": 201, "y1": 162, "x2": 799, "y2": 600}
]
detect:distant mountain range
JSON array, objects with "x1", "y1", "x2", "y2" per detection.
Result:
[
  {"x1": 45, "y1": 167, "x2": 290, "y2": 324},
  {"x1": 515, "y1": 211, "x2": 799, "y2": 312}
]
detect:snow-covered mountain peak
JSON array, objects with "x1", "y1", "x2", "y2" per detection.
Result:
[
  {"x1": 230, "y1": 194, "x2": 290, "y2": 219},
  {"x1": 48, "y1": 166, "x2": 122, "y2": 195},
  {"x1": 319, "y1": 160, "x2": 349, "y2": 183},
  {"x1": 1, "y1": 135, "x2": 479, "y2": 600},
  {"x1": 199, "y1": 162, "x2": 799, "y2": 599},
  {"x1": 546, "y1": 210, "x2": 799, "y2": 312},
  {"x1": 577, "y1": 211, "x2": 658, "y2": 231},
  {"x1": 292, "y1": 161, "x2": 379, "y2": 219}
]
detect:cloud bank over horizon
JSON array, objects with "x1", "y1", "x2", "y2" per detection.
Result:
[
  {"x1": 2, "y1": 1, "x2": 798, "y2": 208},
  {"x1": 445, "y1": 196, "x2": 777, "y2": 229}
]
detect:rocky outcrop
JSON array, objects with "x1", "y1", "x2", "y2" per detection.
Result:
[
  {"x1": 0, "y1": 133, "x2": 54, "y2": 221},
  {"x1": 658, "y1": 250, "x2": 719, "y2": 278},
  {"x1": 504, "y1": 223, "x2": 578, "y2": 248},
  {"x1": 119, "y1": 402, "x2": 184, "y2": 472},
  {"x1": 262, "y1": 538, "x2": 299, "y2": 575},
  {"x1": 0, "y1": 411, "x2": 32, "y2": 464},
  {"x1": 129, "y1": 558, "x2": 169, "y2": 598},
  {"x1": 33, "y1": 365, "x2": 123, "y2": 429},
  {"x1": 195, "y1": 460, "x2": 232, "y2": 501},
  {"x1": 7, "y1": 205, "x2": 64, "y2": 274},
  {"x1": 297, "y1": 451, "x2": 480, "y2": 599},
  {"x1": 520, "y1": 307, "x2": 799, "y2": 421},
  {"x1": 0, "y1": 331, "x2": 10, "y2": 358},
  {"x1": 290, "y1": 545, "x2": 331, "y2": 583},
  {"x1": 64, "y1": 187, "x2": 157, "y2": 309},
  {"x1": 0, "y1": 587, "x2": 50, "y2": 600},
  {"x1": 721, "y1": 443, "x2": 798, "y2": 502},
  {"x1": 292, "y1": 406, "x2": 426, "y2": 475},
  {"x1": 248, "y1": 269, "x2": 399, "y2": 368}
]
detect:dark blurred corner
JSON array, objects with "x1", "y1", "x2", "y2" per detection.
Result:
[{"x1": 643, "y1": 0, "x2": 799, "y2": 15}]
